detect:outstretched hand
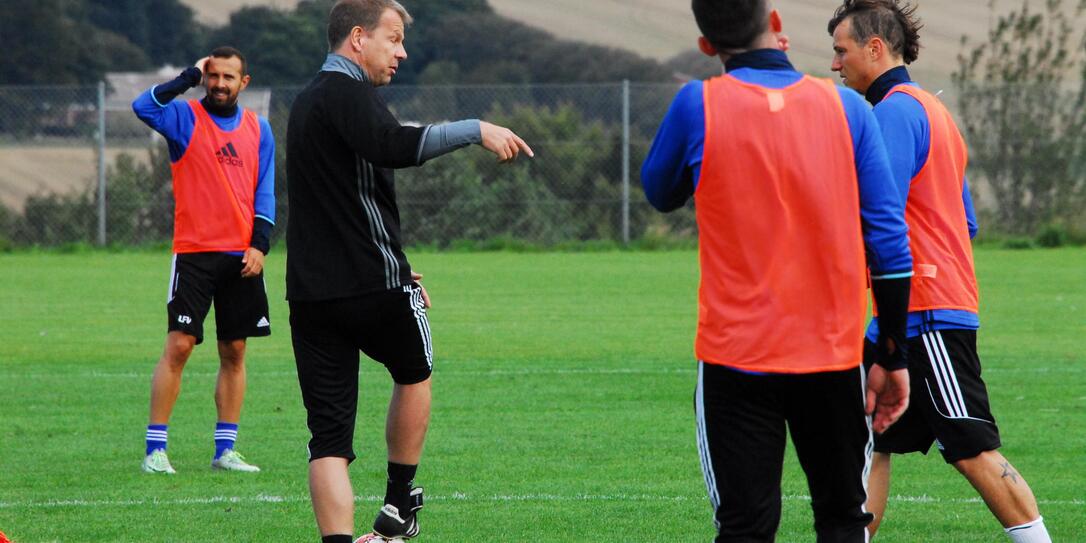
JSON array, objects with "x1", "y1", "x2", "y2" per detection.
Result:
[
  {"x1": 866, "y1": 364, "x2": 909, "y2": 434},
  {"x1": 480, "y1": 121, "x2": 534, "y2": 163}
]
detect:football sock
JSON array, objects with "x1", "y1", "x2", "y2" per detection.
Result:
[
  {"x1": 385, "y1": 462, "x2": 418, "y2": 512},
  {"x1": 145, "y1": 424, "x2": 168, "y2": 455},
  {"x1": 214, "y1": 422, "x2": 239, "y2": 460},
  {"x1": 1004, "y1": 517, "x2": 1051, "y2": 543},
  {"x1": 320, "y1": 535, "x2": 352, "y2": 543}
]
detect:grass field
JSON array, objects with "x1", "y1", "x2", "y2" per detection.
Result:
[{"x1": 0, "y1": 249, "x2": 1083, "y2": 542}]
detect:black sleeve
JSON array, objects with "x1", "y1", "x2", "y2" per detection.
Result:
[
  {"x1": 870, "y1": 277, "x2": 911, "y2": 370},
  {"x1": 249, "y1": 217, "x2": 273, "y2": 255},
  {"x1": 327, "y1": 78, "x2": 426, "y2": 169},
  {"x1": 153, "y1": 67, "x2": 202, "y2": 104}
]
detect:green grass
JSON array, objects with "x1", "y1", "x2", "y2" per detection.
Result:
[{"x1": 0, "y1": 249, "x2": 1083, "y2": 542}]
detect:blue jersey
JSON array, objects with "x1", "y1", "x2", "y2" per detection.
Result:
[
  {"x1": 132, "y1": 89, "x2": 276, "y2": 229},
  {"x1": 641, "y1": 49, "x2": 913, "y2": 279},
  {"x1": 864, "y1": 67, "x2": 980, "y2": 341}
]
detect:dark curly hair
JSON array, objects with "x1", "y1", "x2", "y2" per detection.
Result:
[{"x1": 827, "y1": 0, "x2": 922, "y2": 64}]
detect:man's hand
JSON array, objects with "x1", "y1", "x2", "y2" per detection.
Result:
[
  {"x1": 411, "y1": 271, "x2": 431, "y2": 309},
  {"x1": 194, "y1": 56, "x2": 210, "y2": 82},
  {"x1": 866, "y1": 364, "x2": 909, "y2": 434},
  {"x1": 240, "y1": 247, "x2": 265, "y2": 278},
  {"x1": 480, "y1": 121, "x2": 534, "y2": 163},
  {"x1": 776, "y1": 33, "x2": 791, "y2": 52}
]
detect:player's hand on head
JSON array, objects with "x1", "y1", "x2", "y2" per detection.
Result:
[
  {"x1": 240, "y1": 247, "x2": 265, "y2": 278},
  {"x1": 194, "y1": 56, "x2": 211, "y2": 82},
  {"x1": 866, "y1": 364, "x2": 910, "y2": 434},
  {"x1": 480, "y1": 121, "x2": 534, "y2": 163}
]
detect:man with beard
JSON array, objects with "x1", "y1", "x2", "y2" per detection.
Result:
[{"x1": 133, "y1": 46, "x2": 274, "y2": 474}]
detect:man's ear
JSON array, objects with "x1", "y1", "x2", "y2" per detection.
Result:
[
  {"x1": 868, "y1": 36, "x2": 885, "y2": 61},
  {"x1": 351, "y1": 26, "x2": 368, "y2": 52},
  {"x1": 698, "y1": 36, "x2": 718, "y2": 57},
  {"x1": 239, "y1": 74, "x2": 251, "y2": 91},
  {"x1": 769, "y1": 9, "x2": 782, "y2": 34}
]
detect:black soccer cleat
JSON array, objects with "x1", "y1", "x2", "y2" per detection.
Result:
[{"x1": 373, "y1": 487, "x2": 424, "y2": 540}]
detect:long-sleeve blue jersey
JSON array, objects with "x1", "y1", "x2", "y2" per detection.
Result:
[
  {"x1": 864, "y1": 67, "x2": 980, "y2": 341},
  {"x1": 641, "y1": 49, "x2": 913, "y2": 279},
  {"x1": 132, "y1": 83, "x2": 276, "y2": 243}
]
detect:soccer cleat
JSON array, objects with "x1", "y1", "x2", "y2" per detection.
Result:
[
  {"x1": 372, "y1": 487, "x2": 424, "y2": 540},
  {"x1": 211, "y1": 449, "x2": 261, "y2": 472},
  {"x1": 142, "y1": 449, "x2": 177, "y2": 474},
  {"x1": 353, "y1": 534, "x2": 405, "y2": 543}
]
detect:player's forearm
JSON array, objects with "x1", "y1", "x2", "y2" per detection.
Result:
[
  {"x1": 132, "y1": 67, "x2": 201, "y2": 135},
  {"x1": 415, "y1": 120, "x2": 482, "y2": 165},
  {"x1": 871, "y1": 276, "x2": 911, "y2": 370},
  {"x1": 963, "y1": 178, "x2": 979, "y2": 239},
  {"x1": 155, "y1": 67, "x2": 202, "y2": 104},
  {"x1": 250, "y1": 217, "x2": 273, "y2": 255}
]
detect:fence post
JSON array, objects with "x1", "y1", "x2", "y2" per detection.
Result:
[
  {"x1": 96, "y1": 81, "x2": 107, "y2": 246},
  {"x1": 621, "y1": 80, "x2": 630, "y2": 245}
]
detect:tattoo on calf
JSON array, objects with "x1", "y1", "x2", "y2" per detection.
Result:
[{"x1": 1000, "y1": 461, "x2": 1020, "y2": 484}]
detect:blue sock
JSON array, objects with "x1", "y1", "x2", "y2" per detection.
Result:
[
  {"x1": 214, "y1": 422, "x2": 238, "y2": 460},
  {"x1": 145, "y1": 424, "x2": 168, "y2": 455}
]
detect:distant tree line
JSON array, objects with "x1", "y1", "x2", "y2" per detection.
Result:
[{"x1": 1, "y1": 0, "x2": 680, "y2": 86}]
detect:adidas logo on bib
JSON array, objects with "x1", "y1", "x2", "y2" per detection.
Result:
[{"x1": 256, "y1": 317, "x2": 270, "y2": 328}]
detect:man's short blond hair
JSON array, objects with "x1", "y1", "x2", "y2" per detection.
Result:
[{"x1": 327, "y1": 0, "x2": 413, "y2": 50}]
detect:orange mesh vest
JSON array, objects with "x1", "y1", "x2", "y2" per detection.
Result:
[
  {"x1": 695, "y1": 75, "x2": 867, "y2": 374},
  {"x1": 170, "y1": 100, "x2": 260, "y2": 253},
  {"x1": 885, "y1": 85, "x2": 978, "y2": 313}
]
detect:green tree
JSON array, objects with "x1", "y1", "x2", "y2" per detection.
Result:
[
  {"x1": 207, "y1": 5, "x2": 327, "y2": 85},
  {"x1": 103, "y1": 145, "x2": 174, "y2": 245},
  {"x1": 953, "y1": 0, "x2": 1086, "y2": 235},
  {"x1": 0, "y1": 0, "x2": 150, "y2": 85}
]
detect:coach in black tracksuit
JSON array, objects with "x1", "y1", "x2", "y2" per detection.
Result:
[{"x1": 285, "y1": 2, "x2": 533, "y2": 542}]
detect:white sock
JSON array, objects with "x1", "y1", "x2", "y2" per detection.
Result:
[{"x1": 1005, "y1": 516, "x2": 1051, "y2": 543}]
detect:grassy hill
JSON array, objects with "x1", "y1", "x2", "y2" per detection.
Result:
[{"x1": 486, "y1": 0, "x2": 1065, "y2": 90}]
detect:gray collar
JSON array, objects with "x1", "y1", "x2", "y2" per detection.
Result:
[{"x1": 321, "y1": 53, "x2": 368, "y2": 82}]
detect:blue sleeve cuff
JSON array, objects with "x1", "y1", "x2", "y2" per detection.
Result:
[
  {"x1": 150, "y1": 85, "x2": 167, "y2": 108},
  {"x1": 871, "y1": 271, "x2": 914, "y2": 280}
]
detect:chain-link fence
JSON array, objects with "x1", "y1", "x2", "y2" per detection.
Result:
[
  {"x1": 0, "y1": 81, "x2": 696, "y2": 249},
  {"x1": 0, "y1": 81, "x2": 1082, "y2": 249}
]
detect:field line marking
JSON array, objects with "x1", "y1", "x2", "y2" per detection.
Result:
[
  {"x1": 2, "y1": 366, "x2": 1081, "y2": 380},
  {"x1": 1, "y1": 493, "x2": 1082, "y2": 509},
  {"x1": 0, "y1": 368, "x2": 698, "y2": 379}
]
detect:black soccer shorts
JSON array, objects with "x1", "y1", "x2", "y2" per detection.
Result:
[
  {"x1": 166, "y1": 252, "x2": 271, "y2": 345},
  {"x1": 290, "y1": 284, "x2": 433, "y2": 462},
  {"x1": 696, "y1": 362, "x2": 873, "y2": 543},
  {"x1": 864, "y1": 329, "x2": 1001, "y2": 463}
]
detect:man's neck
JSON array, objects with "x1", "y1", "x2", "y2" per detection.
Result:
[
  {"x1": 865, "y1": 64, "x2": 911, "y2": 105},
  {"x1": 723, "y1": 49, "x2": 794, "y2": 73},
  {"x1": 324, "y1": 52, "x2": 370, "y2": 83}
]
